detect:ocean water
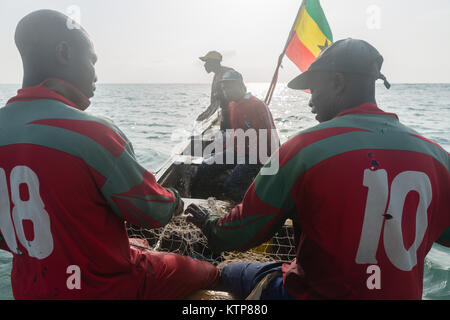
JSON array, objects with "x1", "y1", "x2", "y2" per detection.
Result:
[{"x1": 0, "y1": 83, "x2": 448, "y2": 299}]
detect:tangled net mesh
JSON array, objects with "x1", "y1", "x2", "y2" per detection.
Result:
[{"x1": 127, "y1": 198, "x2": 296, "y2": 267}]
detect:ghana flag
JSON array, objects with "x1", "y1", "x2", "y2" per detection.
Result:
[{"x1": 286, "y1": 0, "x2": 333, "y2": 72}]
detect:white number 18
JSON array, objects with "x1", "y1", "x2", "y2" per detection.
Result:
[{"x1": 0, "y1": 166, "x2": 54, "y2": 260}]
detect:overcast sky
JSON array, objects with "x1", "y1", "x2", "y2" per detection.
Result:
[{"x1": 0, "y1": 0, "x2": 449, "y2": 84}]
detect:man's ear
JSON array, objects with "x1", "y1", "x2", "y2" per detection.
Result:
[
  {"x1": 334, "y1": 73, "x2": 346, "y2": 95},
  {"x1": 55, "y1": 41, "x2": 71, "y2": 65}
]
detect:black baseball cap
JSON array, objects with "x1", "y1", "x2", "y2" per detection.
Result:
[{"x1": 288, "y1": 38, "x2": 390, "y2": 90}]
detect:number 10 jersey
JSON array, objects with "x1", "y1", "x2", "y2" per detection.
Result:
[{"x1": 202, "y1": 102, "x2": 450, "y2": 299}]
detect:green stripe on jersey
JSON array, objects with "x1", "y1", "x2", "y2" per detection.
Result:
[
  {"x1": 204, "y1": 213, "x2": 278, "y2": 253},
  {"x1": 255, "y1": 115, "x2": 448, "y2": 209},
  {"x1": 1, "y1": 100, "x2": 121, "y2": 133},
  {"x1": 0, "y1": 99, "x2": 129, "y2": 179}
]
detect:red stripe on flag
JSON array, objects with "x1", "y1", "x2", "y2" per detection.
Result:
[{"x1": 286, "y1": 34, "x2": 316, "y2": 72}]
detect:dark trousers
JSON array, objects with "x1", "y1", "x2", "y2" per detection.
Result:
[
  {"x1": 192, "y1": 153, "x2": 261, "y2": 202},
  {"x1": 223, "y1": 163, "x2": 261, "y2": 202},
  {"x1": 220, "y1": 262, "x2": 292, "y2": 300}
]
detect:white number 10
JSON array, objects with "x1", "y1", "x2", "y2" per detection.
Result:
[
  {"x1": 0, "y1": 166, "x2": 54, "y2": 260},
  {"x1": 356, "y1": 169, "x2": 432, "y2": 271}
]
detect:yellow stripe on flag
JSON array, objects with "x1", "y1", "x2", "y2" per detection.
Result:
[{"x1": 293, "y1": 5, "x2": 332, "y2": 58}]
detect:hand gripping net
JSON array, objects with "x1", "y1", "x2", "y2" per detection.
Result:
[{"x1": 126, "y1": 198, "x2": 296, "y2": 267}]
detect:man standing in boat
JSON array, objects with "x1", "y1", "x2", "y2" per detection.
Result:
[
  {"x1": 0, "y1": 10, "x2": 220, "y2": 299},
  {"x1": 196, "y1": 51, "x2": 234, "y2": 122},
  {"x1": 186, "y1": 39, "x2": 450, "y2": 299},
  {"x1": 192, "y1": 70, "x2": 279, "y2": 202}
]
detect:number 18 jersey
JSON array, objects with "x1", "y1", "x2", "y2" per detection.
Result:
[{"x1": 0, "y1": 82, "x2": 181, "y2": 299}]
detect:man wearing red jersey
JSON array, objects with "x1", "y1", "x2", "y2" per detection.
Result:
[
  {"x1": 192, "y1": 70, "x2": 279, "y2": 202},
  {"x1": 186, "y1": 39, "x2": 450, "y2": 299},
  {"x1": 0, "y1": 9, "x2": 219, "y2": 299}
]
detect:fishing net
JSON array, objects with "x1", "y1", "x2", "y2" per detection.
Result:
[{"x1": 126, "y1": 198, "x2": 296, "y2": 267}]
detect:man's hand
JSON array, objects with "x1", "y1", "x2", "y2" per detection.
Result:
[
  {"x1": 185, "y1": 204, "x2": 211, "y2": 229},
  {"x1": 174, "y1": 198, "x2": 185, "y2": 217},
  {"x1": 196, "y1": 103, "x2": 219, "y2": 121}
]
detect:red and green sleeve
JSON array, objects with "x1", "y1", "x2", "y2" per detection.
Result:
[
  {"x1": 439, "y1": 151, "x2": 450, "y2": 247},
  {"x1": 202, "y1": 147, "x2": 298, "y2": 253},
  {"x1": 99, "y1": 138, "x2": 181, "y2": 229},
  {"x1": 59, "y1": 117, "x2": 182, "y2": 229}
]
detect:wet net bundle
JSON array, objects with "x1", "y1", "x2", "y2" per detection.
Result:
[{"x1": 126, "y1": 198, "x2": 296, "y2": 267}]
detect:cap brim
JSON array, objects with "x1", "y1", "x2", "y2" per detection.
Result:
[
  {"x1": 199, "y1": 56, "x2": 221, "y2": 62},
  {"x1": 287, "y1": 71, "x2": 314, "y2": 90}
]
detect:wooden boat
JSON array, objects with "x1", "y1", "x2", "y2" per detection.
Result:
[
  {"x1": 155, "y1": 110, "x2": 225, "y2": 199},
  {"x1": 133, "y1": 110, "x2": 295, "y2": 300},
  {"x1": 154, "y1": 111, "x2": 236, "y2": 300}
]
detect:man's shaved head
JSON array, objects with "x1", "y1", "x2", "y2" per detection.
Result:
[{"x1": 15, "y1": 9, "x2": 97, "y2": 98}]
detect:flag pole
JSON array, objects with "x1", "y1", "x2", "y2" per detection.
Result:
[{"x1": 264, "y1": 1, "x2": 305, "y2": 106}]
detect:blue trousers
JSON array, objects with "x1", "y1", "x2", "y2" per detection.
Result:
[
  {"x1": 223, "y1": 163, "x2": 261, "y2": 202},
  {"x1": 193, "y1": 155, "x2": 261, "y2": 202},
  {"x1": 220, "y1": 262, "x2": 292, "y2": 300}
]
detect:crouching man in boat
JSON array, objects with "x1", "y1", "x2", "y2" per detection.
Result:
[
  {"x1": 192, "y1": 70, "x2": 279, "y2": 202},
  {"x1": 0, "y1": 10, "x2": 219, "y2": 299},
  {"x1": 196, "y1": 51, "x2": 234, "y2": 121},
  {"x1": 186, "y1": 39, "x2": 450, "y2": 299}
]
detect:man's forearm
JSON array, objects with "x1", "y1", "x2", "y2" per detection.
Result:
[{"x1": 202, "y1": 191, "x2": 287, "y2": 254}]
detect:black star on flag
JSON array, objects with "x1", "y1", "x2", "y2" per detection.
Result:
[{"x1": 318, "y1": 39, "x2": 330, "y2": 52}]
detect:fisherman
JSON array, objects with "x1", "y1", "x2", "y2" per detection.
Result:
[
  {"x1": 0, "y1": 10, "x2": 219, "y2": 299},
  {"x1": 186, "y1": 38, "x2": 450, "y2": 299},
  {"x1": 196, "y1": 51, "x2": 234, "y2": 122},
  {"x1": 192, "y1": 70, "x2": 278, "y2": 203}
]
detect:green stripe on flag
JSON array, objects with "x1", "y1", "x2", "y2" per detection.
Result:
[{"x1": 305, "y1": 0, "x2": 333, "y2": 42}]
